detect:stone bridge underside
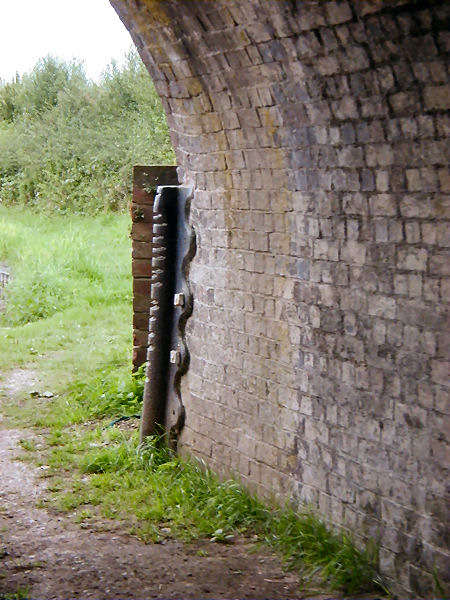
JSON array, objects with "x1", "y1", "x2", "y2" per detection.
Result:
[{"x1": 111, "y1": 1, "x2": 449, "y2": 595}]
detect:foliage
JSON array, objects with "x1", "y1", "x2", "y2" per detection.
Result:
[
  {"x1": 0, "y1": 52, "x2": 174, "y2": 213},
  {"x1": 70, "y1": 362, "x2": 146, "y2": 419},
  {"x1": 0, "y1": 589, "x2": 30, "y2": 600}
]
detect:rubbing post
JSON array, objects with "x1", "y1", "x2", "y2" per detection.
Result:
[
  {"x1": 140, "y1": 187, "x2": 177, "y2": 440},
  {"x1": 139, "y1": 186, "x2": 195, "y2": 446},
  {"x1": 164, "y1": 187, "x2": 195, "y2": 448}
]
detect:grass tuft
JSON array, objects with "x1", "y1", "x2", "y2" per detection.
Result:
[{"x1": 0, "y1": 589, "x2": 30, "y2": 600}]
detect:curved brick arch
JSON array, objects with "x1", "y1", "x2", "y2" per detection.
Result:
[{"x1": 111, "y1": 1, "x2": 449, "y2": 595}]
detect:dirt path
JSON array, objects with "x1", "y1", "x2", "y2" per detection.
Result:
[{"x1": 0, "y1": 371, "x2": 323, "y2": 600}]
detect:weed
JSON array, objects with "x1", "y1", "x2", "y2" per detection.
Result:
[
  {"x1": 19, "y1": 439, "x2": 36, "y2": 452},
  {"x1": 74, "y1": 509, "x2": 95, "y2": 524},
  {"x1": 0, "y1": 588, "x2": 30, "y2": 600},
  {"x1": 433, "y1": 565, "x2": 445, "y2": 598},
  {"x1": 71, "y1": 362, "x2": 146, "y2": 420}
]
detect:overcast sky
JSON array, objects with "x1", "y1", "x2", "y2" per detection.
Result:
[{"x1": 0, "y1": 0, "x2": 134, "y2": 82}]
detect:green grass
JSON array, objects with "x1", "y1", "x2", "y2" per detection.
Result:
[
  {"x1": 0, "y1": 206, "x2": 132, "y2": 403},
  {"x1": 0, "y1": 206, "x2": 387, "y2": 596},
  {"x1": 35, "y1": 428, "x2": 384, "y2": 595},
  {"x1": 0, "y1": 589, "x2": 30, "y2": 600},
  {"x1": 0, "y1": 206, "x2": 131, "y2": 327}
]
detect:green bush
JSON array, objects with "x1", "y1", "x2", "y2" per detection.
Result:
[{"x1": 0, "y1": 52, "x2": 175, "y2": 213}]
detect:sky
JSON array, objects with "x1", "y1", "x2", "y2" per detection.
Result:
[{"x1": 0, "y1": 0, "x2": 135, "y2": 82}]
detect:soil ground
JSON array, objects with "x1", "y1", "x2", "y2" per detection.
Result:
[{"x1": 0, "y1": 369, "x2": 333, "y2": 600}]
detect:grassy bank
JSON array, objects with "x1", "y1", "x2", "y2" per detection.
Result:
[
  {"x1": 0, "y1": 207, "x2": 132, "y2": 388},
  {"x1": 0, "y1": 207, "x2": 386, "y2": 596}
]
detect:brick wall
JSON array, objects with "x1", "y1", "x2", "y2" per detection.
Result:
[
  {"x1": 113, "y1": 1, "x2": 449, "y2": 595},
  {"x1": 131, "y1": 166, "x2": 178, "y2": 369}
]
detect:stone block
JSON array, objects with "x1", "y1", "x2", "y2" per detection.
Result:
[
  {"x1": 368, "y1": 296, "x2": 397, "y2": 319},
  {"x1": 313, "y1": 240, "x2": 339, "y2": 261},
  {"x1": 397, "y1": 248, "x2": 428, "y2": 272},
  {"x1": 132, "y1": 241, "x2": 153, "y2": 260},
  {"x1": 400, "y1": 195, "x2": 434, "y2": 219},
  {"x1": 389, "y1": 91, "x2": 421, "y2": 115},
  {"x1": 430, "y1": 253, "x2": 450, "y2": 276},
  {"x1": 133, "y1": 293, "x2": 151, "y2": 314},
  {"x1": 424, "y1": 85, "x2": 450, "y2": 111},
  {"x1": 132, "y1": 259, "x2": 152, "y2": 278},
  {"x1": 131, "y1": 222, "x2": 152, "y2": 243},
  {"x1": 369, "y1": 194, "x2": 397, "y2": 216},
  {"x1": 332, "y1": 96, "x2": 359, "y2": 120},
  {"x1": 340, "y1": 241, "x2": 367, "y2": 265},
  {"x1": 133, "y1": 278, "x2": 151, "y2": 296},
  {"x1": 325, "y1": 1, "x2": 352, "y2": 24}
]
